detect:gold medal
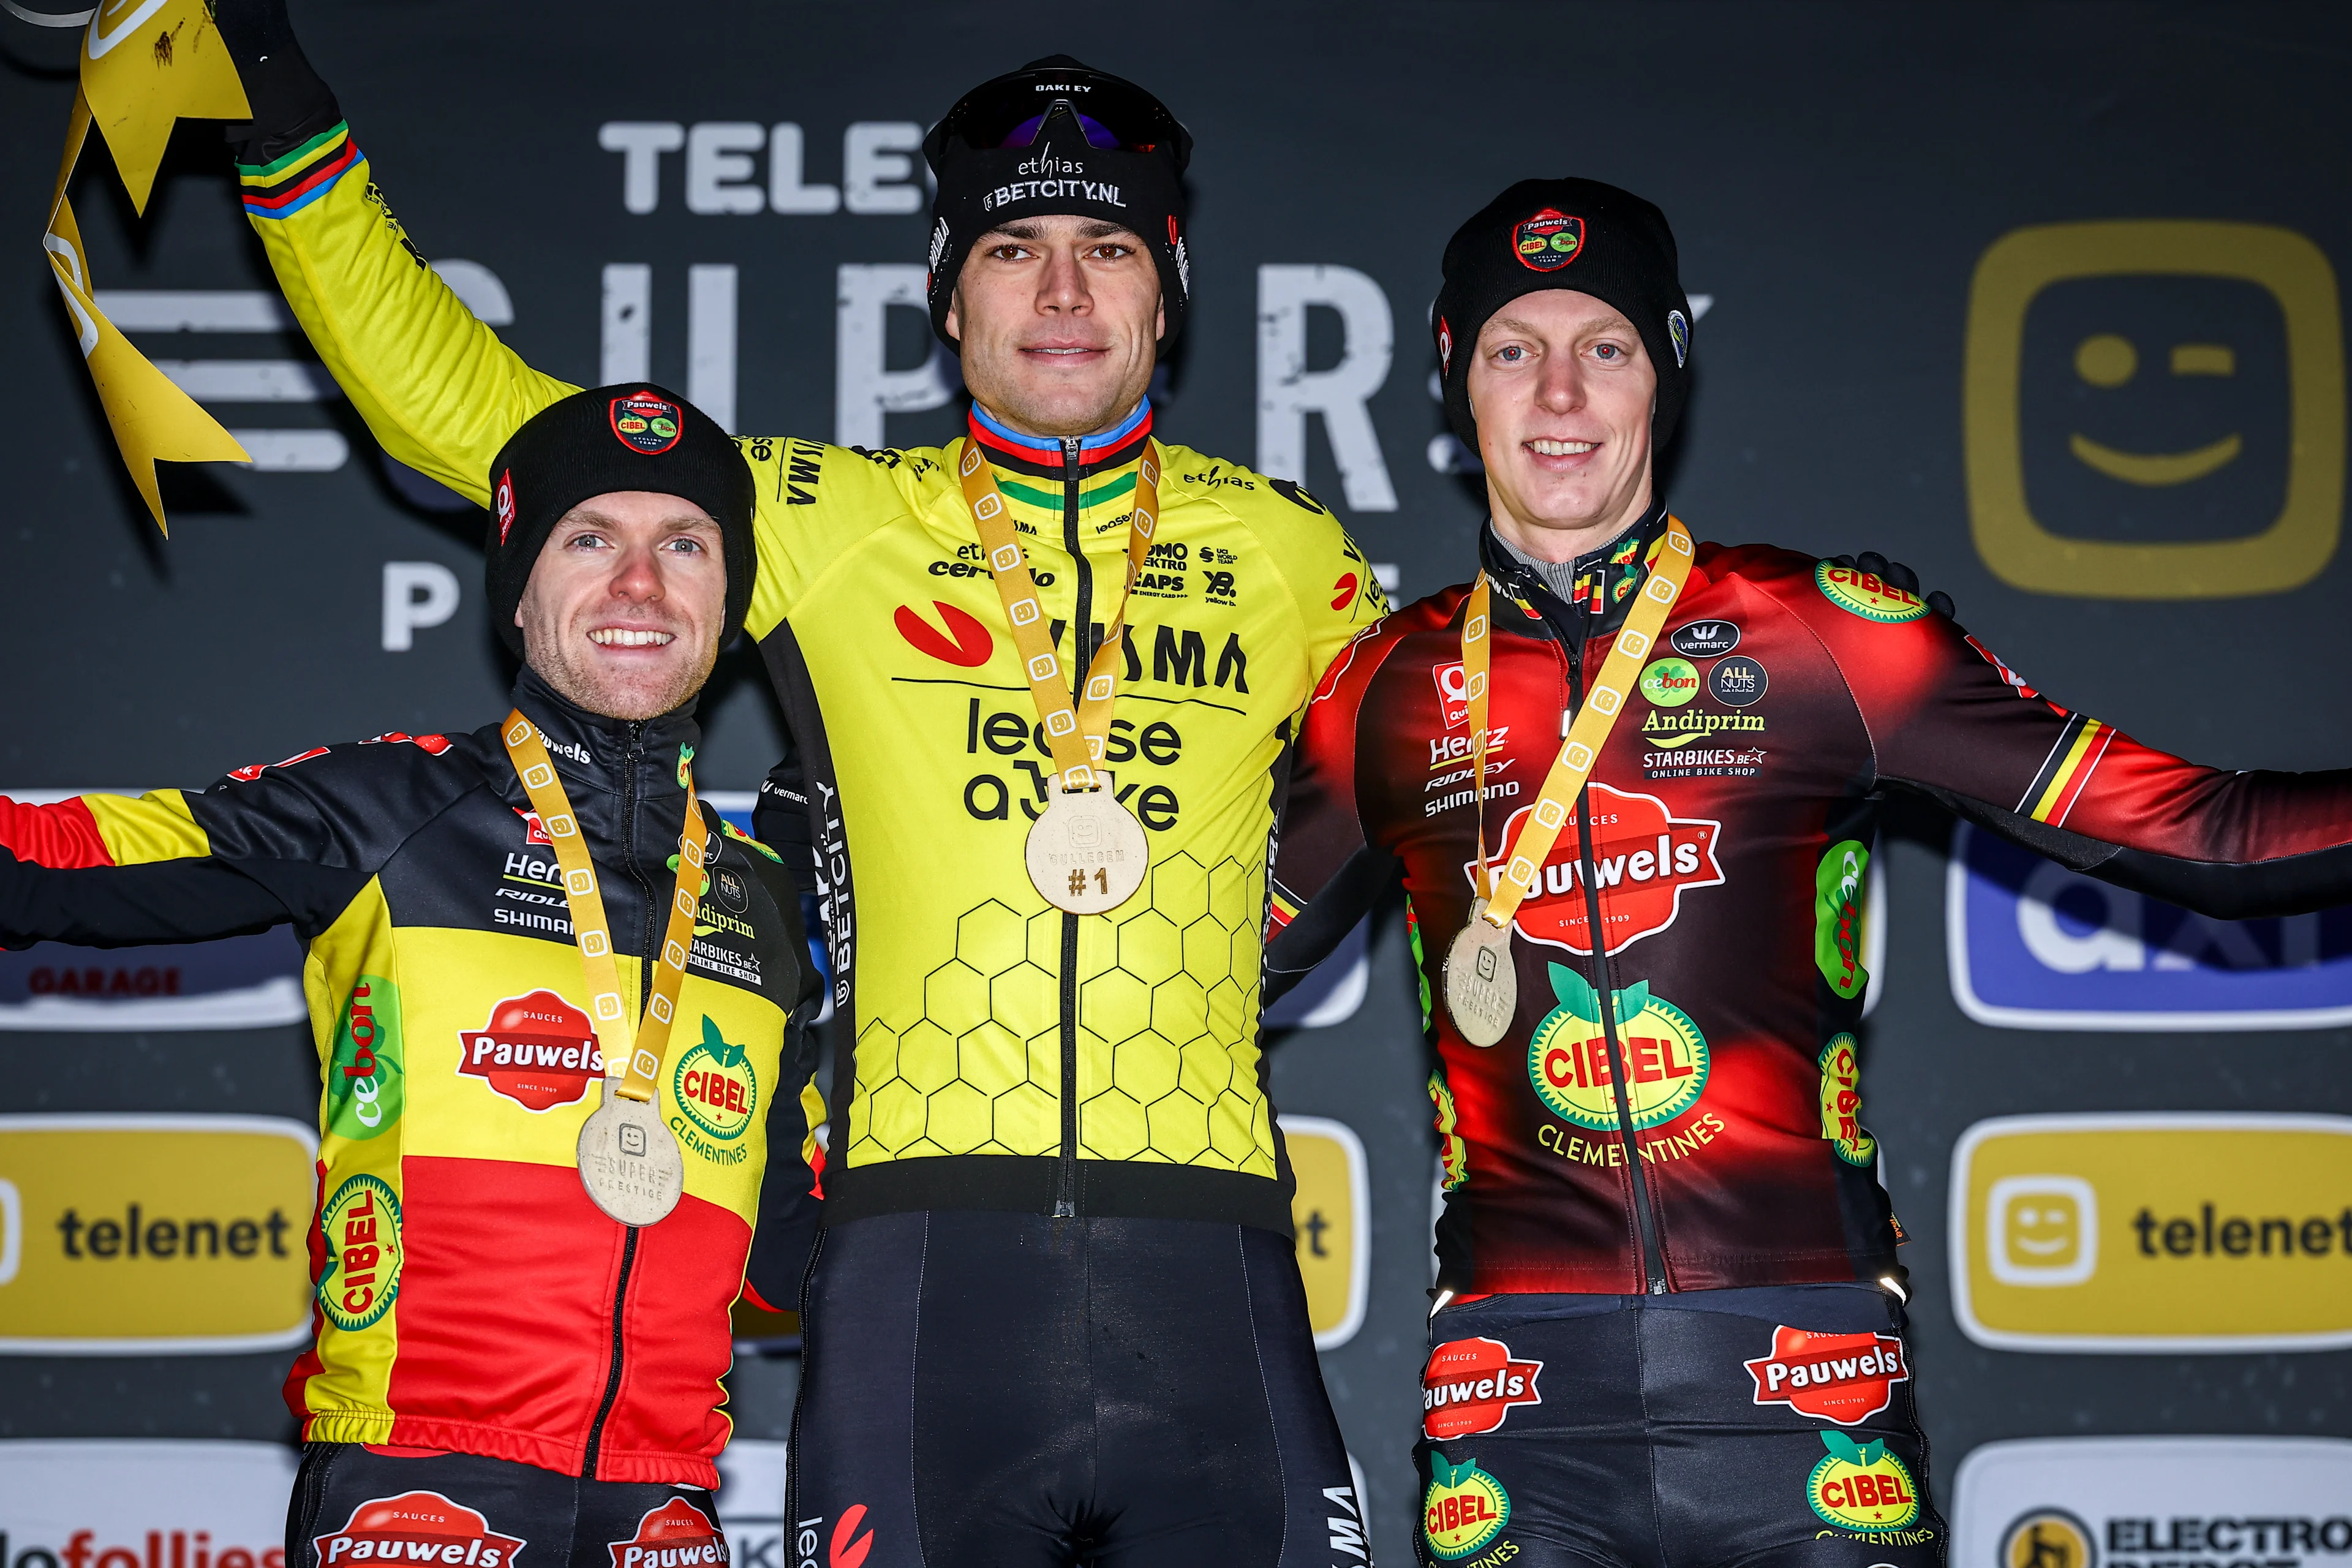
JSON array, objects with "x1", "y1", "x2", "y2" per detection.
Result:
[
  {"x1": 576, "y1": 1080, "x2": 686, "y2": 1226},
  {"x1": 1027, "y1": 774, "x2": 1150, "y2": 913},
  {"x1": 956, "y1": 434, "x2": 1165, "y2": 911},
  {"x1": 1443, "y1": 897, "x2": 1518, "y2": 1047},
  {"x1": 1443, "y1": 519, "x2": 1697, "y2": 1042},
  {"x1": 503, "y1": 712, "x2": 710, "y2": 1227}
]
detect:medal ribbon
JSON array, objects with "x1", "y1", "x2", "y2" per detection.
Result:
[
  {"x1": 955, "y1": 437, "x2": 1162, "y2": 791},
  {"x1": 1466, "y1": 516, "x2": 1697, "y2": 929},
  {"x1": 503, "y1": 711, "x2": 710, "y2": 1104}
]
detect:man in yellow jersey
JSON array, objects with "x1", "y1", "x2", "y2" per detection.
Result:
[
  {"x1": 211, "y1": 7, "x2": 1385, "y2": 1559},
  {"x1": 2, "y1": 386, "x2": 823, "y2": 1560}
]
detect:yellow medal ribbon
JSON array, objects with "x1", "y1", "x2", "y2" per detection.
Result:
[
  {"x1": 953, "y1": 435, "x2": 1162, "y2": 793},
  {"x1": 502, "y1": 711, "x2": 709, "y2": 1103},
  {"x1": 1466, "y1": 516, "x2": 1697, "y2": 928},
  {"x1": 42, "y1": 1, "x2": 254, "y2": 532}
]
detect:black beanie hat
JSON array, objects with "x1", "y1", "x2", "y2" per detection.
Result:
[
  {"x1": 922, "y1": 56, "x2": 1193, "y2": 349},
  {"x1": 484, "y1": 385, "x2": 756, "y2": 658},
  {"x1": 1433, "y1": 178, "x2": 1692, "y2": 454}
]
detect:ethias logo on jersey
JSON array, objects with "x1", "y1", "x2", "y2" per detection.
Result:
[
  {"x1": 1528, "y1": 965, "x2": 1710, "y2": 1132},
  {"x1": 1468, "y1": 785, "x2": 1723, "y2": 957}
]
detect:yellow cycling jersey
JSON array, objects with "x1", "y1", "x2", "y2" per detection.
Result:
[{"x1": 244, "y1": 123, "x2": 1387, "y2": 1231}]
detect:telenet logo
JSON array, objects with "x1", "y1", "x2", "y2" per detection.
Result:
[
  {"x1": 1950, "y1": 1113, "x2": 2352, "y2": 1352},
  {"x1": 1964, "y1": 221, "x2": 2345, "y2": 600},
  {"x1": 0, "y1": 1115, "x2": 316, "y2": 1354},
  {"x1": 1280, "y1": 1115, "x2": 1369, "y2": 1352}
]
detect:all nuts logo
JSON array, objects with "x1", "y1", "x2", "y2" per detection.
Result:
[
  {"x1": 458, "y1": 990, "x2": 606, "y2": 1111},
  {"x1": 1744, "y1": 1324, "x2": 1909, "y2": 1423},
  {"x1": 1468, "y1": 784, "x2": 1724, "y2": 957},
  {"x1": 607, "y1": 1496, "x2": 728, "y2": 1568},
  {"x1": 1423, "y1": 1335, "x2": 1544, "y2": 1439},
  {"x1": 313, "y1": 1491, "x2": 522, "y2": 1567}
]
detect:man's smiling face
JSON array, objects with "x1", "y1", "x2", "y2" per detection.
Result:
[
  {"x1": 946, "y1": 213, "x2": 1163, "y2": 439},
  {"x1": 514, "y1": 491, "x2": 728, "y2": 722}
]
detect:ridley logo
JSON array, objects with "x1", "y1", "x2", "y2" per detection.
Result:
[
  {"x1": 894, "y1": 600, "x2": 994, "y2": 668},
  {"x1": 611, "y1": 389, "x2": 684, "y2": 456},
  {"x1": 1744, "y1": 1324, "x2": 1910, "y2": 1425},
  {"x1": 1469, "y1": 783, "x2": 1724, "y2": 956},
  {"x1": 1433, "y1": 661, "x2": 1469, "y2": 729},
  {"x1": 314, "y1": 1490, "x2": 524, "y2": 1567},
  {"x1": 494, "y1": 467, "x2": 517, "y2": 545},
  {"x1": 458, "y1": 990, "x2": 606, "y2": 1111},
  {"x1": 608, "y1": 1496, "x2": 728, "y2": 1568},
  {"x1": 1513, "y1": 208, "x2": 1585, "y2": 273},
  {"x1": 1423, "y1": 1335, "x2": 1544, "y2": 1439}
]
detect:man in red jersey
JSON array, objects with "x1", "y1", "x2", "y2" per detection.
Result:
[{"x1": 1265, "y1": 178, "x2": 2352, "y2": 1568}]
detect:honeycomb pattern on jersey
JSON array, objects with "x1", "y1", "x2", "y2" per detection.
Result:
[{"x1": 845, "y1": 850, "x2": 1274, "y2": 1177}]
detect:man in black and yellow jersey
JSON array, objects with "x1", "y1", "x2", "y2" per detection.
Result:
[
  {"x1": 3, "y1": 388, "x2": 823, "y2": 1559},
  {"x1": 214, "y1": 8, "x2": 1384, "y2": 1559}
]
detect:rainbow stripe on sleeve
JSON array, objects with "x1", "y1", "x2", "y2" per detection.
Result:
[{"x1": 238, "y1": 123, "x2": 363, "y2": 219}]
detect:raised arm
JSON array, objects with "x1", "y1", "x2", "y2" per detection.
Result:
[
  {"x1": 1, "y1": 791, "x2": 301, "y2": 948},
  {"x1": 217, "y1": 0, "x2": 578, "y2": 505},
  {"x1": 1793, "y1": 563, "x2": 2352, "y2": 919}
]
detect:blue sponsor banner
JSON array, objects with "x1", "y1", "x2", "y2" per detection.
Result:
[{"x1": 1946, "y1": 823, "x2": 2352, "y2": 1031}]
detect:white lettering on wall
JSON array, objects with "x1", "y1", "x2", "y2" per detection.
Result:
[
  {"x1": 605, "y1": 121, "x2": 926, "y2": 216},
  {"x1": 598, "y1": 122, "x2": 685, "y2": 215},
  {"x1": 1257, "y1": 265, "x2": 1397, "y2": 511},
  {"x1": 835, "y1": 263, "x2": 960, "y2": 448},
  {"x1": 382, "y1": 562, "x2": 461, "y2": 652}
]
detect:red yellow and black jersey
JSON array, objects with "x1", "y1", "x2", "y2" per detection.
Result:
[
  {"x1": 0, "y1": 671, "x2": 823, "y2": 1486},
  {"x1": 1270, "y1": 509, "x2": 2352, "y2": 1295}
]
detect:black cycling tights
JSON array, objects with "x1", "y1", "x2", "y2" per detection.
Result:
[{"x1": 791, "y1": 1209, "x2": 1368, "y2": 1568}]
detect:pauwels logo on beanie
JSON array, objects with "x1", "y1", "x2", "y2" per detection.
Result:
[
  {"x1": 1434, "y1": 177, "x2": 1694, "y2": 453},
  {"x1": 483, "y1": 383, "x2": 757, "y2": 659}
]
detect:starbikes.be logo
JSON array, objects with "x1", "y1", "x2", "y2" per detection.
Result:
[
  {"x1": 608, "y1": 1496, "x2": 728, "y2": 1568},
  {"x1": 1818, "y1": 1034, "x2": 1876, "y2": 1166},
  {"x1": 1527, "y1": 966, "x2": 1710, "y2": 1133},
  {"x1": 317, "y1": 1174, "x2": 402, "y2": 1332},
  {"x1": 1424, "y1": 1455, "x2": 1512, "y2": 1559},
  {"x1": 314, "y1": 1490, "x2": 522, "y2": 1567},
  {"x1": 1744, "y1": 1324, "x2": 1910, "y2": 1423},
  {"x1": 1805, "y1": 1432, "x2": 1921, "y2": 1531},
  {"x1": 1423, "y1": 1335, "x2": 1544, "y2": 1439},
  {"x1": 328, "y1": 974, "x2": 403, "y2": 1142},
  {"x1": 458, "y1": 990, "x2": 606, "y2": 1112},
  {"x1": 1466, "y1": 785, "x2": 1724, "y2": 958}
]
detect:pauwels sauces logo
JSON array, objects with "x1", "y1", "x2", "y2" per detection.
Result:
[
  {"x1": 1423, "y1": 1336, "x2": 1544, "y2": 1439},
  {"x1": 457, "y1": 990, "x2": 605, "y2": 1111},
  {"x1": 326, "y1": 976, "x2": 402, "y2": 1142},
  {"x1": 1469, "y1": 785, "x2": 1723, "y2": 957},
  {"x1": 317, "y1": 1174, "x2": 401, "y2": 1333},
  {"x1": 895, "y1": 600, "x2": 993, "y2": 667},
  {"x1": 671, "y1": 1014, "x2": 758, "y2": 1167},
  {"x1": 1746, "y1": 1324, "x2": 1910, "y2": 1423},
  {"x1": 313, "y1": 1491, "x2": 522, "y2": 1566},
  {"x1": 1807, "y1": 1431, "x2": 1923, "y2": 1531},
  {"x1": 1527, "y1": 965, "x2": 1710, "y2": 1132},
  {"x1": 607, "y1": 1497, "x2": 728, "y2": 1568},
  {"x1": 1425, "y1": 1455, "x2": 1512, "y2": 1560}
]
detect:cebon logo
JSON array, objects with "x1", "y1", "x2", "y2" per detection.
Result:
[
  {"x1": 1281, "y1": 1115, "x2": 1368, "y2": 1351},
  {"x1": 1948, "y1": 824, "x2": 2352, "y2": 1031},
  {"x1": 1963, "y1": 219, "x2": 2345, "y2": 599},
  {"x1": 0, "y1": 1115, "x2": 314, "y2": 1354},
  {"x1": 1950, "y1": 1113, "x2": 2352, "y2": 1352}
]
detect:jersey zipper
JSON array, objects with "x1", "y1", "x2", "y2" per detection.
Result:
[
  {"x1": 1054, "y1": 436, "x2": 1093, "y2": 1219},
  {"x1": 1543, "y1": 596, "x2": 1670, "y2": 1293},
  {"x1": 584, "y1": 720, "x2": 655, "y2": 1476}
]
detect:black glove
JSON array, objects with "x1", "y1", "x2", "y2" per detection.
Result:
[
  {"x1": 1830, "y1": 551, "x2": 1959, "y2": 627},
  {"x1": 209, "y1": 0, "x2": 340, "y2": 164}
]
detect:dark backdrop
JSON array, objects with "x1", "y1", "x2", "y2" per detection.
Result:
[{"x1": 3, "y1": 4, "x2": 2348, "y2": 1562}]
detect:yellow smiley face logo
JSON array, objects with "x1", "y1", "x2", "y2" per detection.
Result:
[{"x1": 1963, "y1": 219, "x2": 2345, "y2": 599}]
